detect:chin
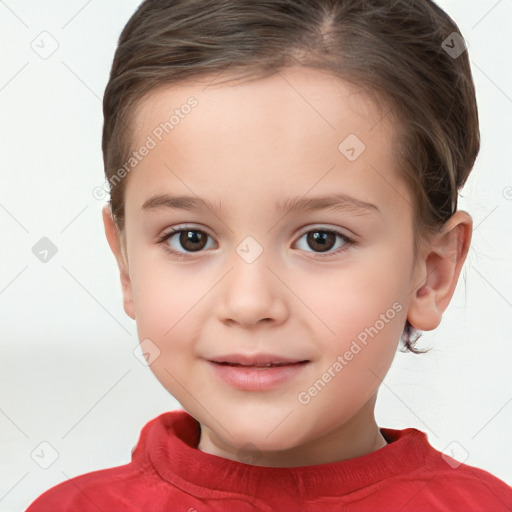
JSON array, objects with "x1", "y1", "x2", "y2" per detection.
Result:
[{"x1": 221, "y1": 417, "x2": 310, "y2": 454}]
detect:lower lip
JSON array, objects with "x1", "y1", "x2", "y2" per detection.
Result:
[{"x1": 207, "y1": 361, "x2": 309, "y2": 391}]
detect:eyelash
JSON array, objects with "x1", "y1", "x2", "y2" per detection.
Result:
[{"x1": 156, "y1": 225, "x2": 354, "y2": 260}]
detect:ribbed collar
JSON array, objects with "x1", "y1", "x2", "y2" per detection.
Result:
[{"x1": 132, "y1": 409, "x2": 434, "y2": 502}]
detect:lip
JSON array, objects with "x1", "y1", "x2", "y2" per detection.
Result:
[
  {"x1": 208, "y1": 353, "x2": 309, "y2": 366},
  {"x1": 206, "y1": 358, "x2": 310, "y2": 391}
]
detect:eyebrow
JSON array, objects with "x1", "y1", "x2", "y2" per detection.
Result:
[{"x1": 141, "y1": 193, "x2": 381, "y2": 216}]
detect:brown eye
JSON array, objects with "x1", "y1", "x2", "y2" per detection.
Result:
[
  {"x1": 160, "y1": 227, "x2": 215, "y2": 255},
  {"x1": 177, "y1": 230, "x2": 208, "y2": 252},
  {"x1": 295, "y1": 228, "x2": 352, "y2": 256},
  {"x1": 306, "y1": 231, "x2": 337, "y2": 253}
]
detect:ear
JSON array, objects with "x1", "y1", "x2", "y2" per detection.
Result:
[
  {"x1": 102, "y1": 204, "x2": 135, "y2": 320},
  {"x1": 407, "y1": 210, "x2": 472, "y2": 331}
]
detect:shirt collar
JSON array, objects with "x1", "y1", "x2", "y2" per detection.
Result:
[{"x1": 133, "y1": 409, "x2": 432, "y2": 501}]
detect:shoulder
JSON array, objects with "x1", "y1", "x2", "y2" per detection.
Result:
[
  {"x1": 25, "y1": 411, "x2": 182, "y2": 511},
  {"x1": 384, "y1": 427, "x2": 512, "y2": 511},
  {"x1": 25, "y1": 462, "x2": 150, "y2": 511},
  {"x1": 422, "y1": 459, "x2": 512, "y2": 510}
]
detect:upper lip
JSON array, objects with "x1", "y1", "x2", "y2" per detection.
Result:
[{"x1": 208, "y1": 353, "x2": 309, "y2": 366}]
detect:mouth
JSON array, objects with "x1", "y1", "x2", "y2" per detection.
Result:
[
  {"x1": 211, "y1": 361, "x2": 308, "y2": 368},
  {"x1": 208, "y1": 354, "x2": 310, "y2": 368},
  {"x1": 206, "y1": 357, "x2": 310, "y2": 391}
]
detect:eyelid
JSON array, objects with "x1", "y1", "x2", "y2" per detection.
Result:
[
  {"x1": 295, "y1": 223, "x2": 356, "y2": 240},
  {"x1": 156, "y1": 223, "x2": 213, "y2": 241},
  {"x1": 158, "y1": 223, "x2": 356, "y2": 241}
]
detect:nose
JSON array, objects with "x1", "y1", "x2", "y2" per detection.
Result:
[{"x1": 216, "y1": 252, "x2": 288, "y2": 328}]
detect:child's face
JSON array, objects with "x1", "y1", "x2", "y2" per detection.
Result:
[{"x1": 111, "y1": 67, "x2": 427, "y2": 464}]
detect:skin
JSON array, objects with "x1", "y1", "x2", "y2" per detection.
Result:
[{"x1": 103, "y1": 67, "x2": 472, "y2": 467}]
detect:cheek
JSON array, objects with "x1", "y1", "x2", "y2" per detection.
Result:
[
  {"x1": 133, "y1": 275, "x2": 198, "y2": 340},
  {"x1": 295, "y1": 250, "x2": 411, "y2": 385},
  {"x1": 129, "y1": 261, "x2": 207, "y2": 402},
  {"x1": 129, "y1": 252, "x2": 217, "y2": 357},
  {"x1": 303, "y1": 262, "x2": 408, "y2": 341},
  {"x1": 297, "y1": 271, "x2": 406, "y2": 423}
]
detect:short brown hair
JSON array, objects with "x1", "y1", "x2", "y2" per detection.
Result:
[{"x1": 102, "y1": 0, "x2": 479, "y2": 353}]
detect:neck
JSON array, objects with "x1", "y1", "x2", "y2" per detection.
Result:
[{"x1": 198, "y1": 394, "x2": 387, "y2": 467}]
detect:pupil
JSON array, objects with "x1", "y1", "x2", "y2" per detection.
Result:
[
  {"x1": 181, "y1": 230, "x2": 206, "y2": 251},
  {"x1": 308, "y1": 231, "x2": 334, "y2": 253}
]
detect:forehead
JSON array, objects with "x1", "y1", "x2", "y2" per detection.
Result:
[
  {"x1": 125, "y1": 67, "x2": 409, "y2": 220},
  {"x1": 131, "y1": 67, "x2": 389, "y2": 146}
]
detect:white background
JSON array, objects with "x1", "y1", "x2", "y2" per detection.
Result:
[{"x1": 0, "y1": 1, "x2": 511, "y2": 510}]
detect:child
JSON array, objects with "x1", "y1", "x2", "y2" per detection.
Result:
[{"x1": 26, "y1": 0, "x2": 512, "y2": 510}]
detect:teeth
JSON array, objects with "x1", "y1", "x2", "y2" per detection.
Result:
[
  {"x1": 237, "y1": 363, "x2": 275, "y2": 367},
  {"x1": 224, "y1": 362, "x2": 280, "y2": 367},
  {"x1": 216, "y1": 361, "x2": 302, "y2": 367}
]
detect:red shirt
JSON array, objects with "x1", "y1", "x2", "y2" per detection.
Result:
[{"x1": 26, "y1": 409, "x2": 512, "y2": 511}]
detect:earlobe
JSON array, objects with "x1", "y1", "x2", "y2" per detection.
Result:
[
  {"x1": 407, "y1": 211, "x2": 472, "y2": 332},
  {"x1": 102, "y1": 204, "x2": 136, "y2": 320}
]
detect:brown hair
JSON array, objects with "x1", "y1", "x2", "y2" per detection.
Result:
[{"x1": 102, "y1": 0, "x2": 479, "y2": 353}]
